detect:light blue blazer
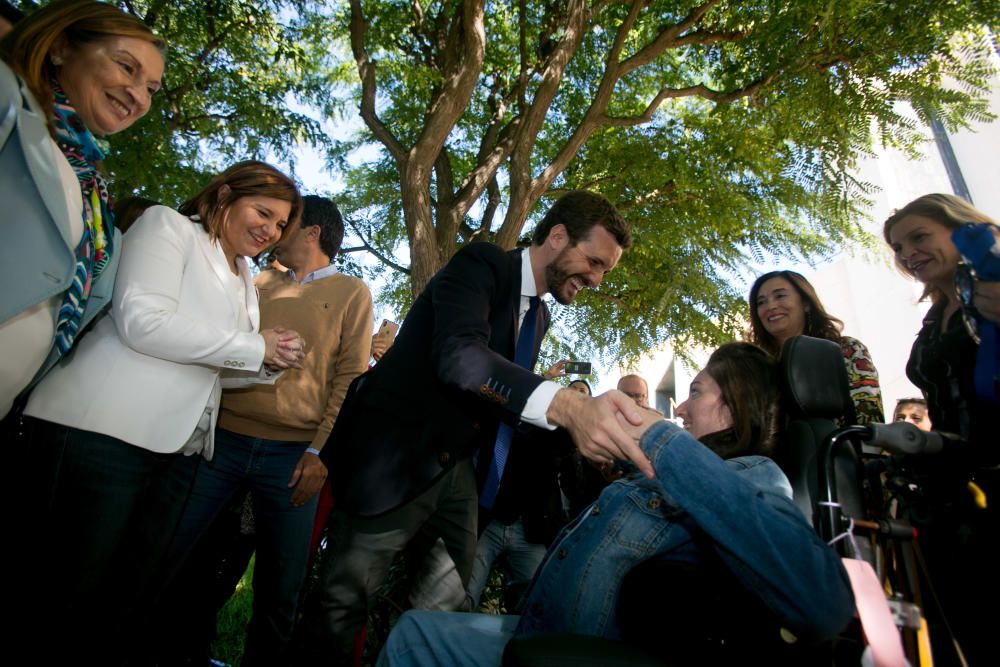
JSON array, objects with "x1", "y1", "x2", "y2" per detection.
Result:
[{"x1": 0, "y1": 60, "x2": 122, "y2": 385}]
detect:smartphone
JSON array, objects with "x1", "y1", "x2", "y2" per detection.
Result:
[
  {"x1": 376, "y1": 319, "x2": 399, "y2": 343},
  {"x1": 564, "y1": 361, "x2": 592, "y2": 375}
]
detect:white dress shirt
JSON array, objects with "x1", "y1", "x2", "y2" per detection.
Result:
[{"x1": 518, "y1": 248, "x2": 561, "y2": 430}]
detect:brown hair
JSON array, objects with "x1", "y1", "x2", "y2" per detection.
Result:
[
  {"x1": 179, "y1": 161, "x2": 302, "y2": 242},
  {"x1": 1, "y1": 1, "x2": 165, "y2": 127},
  {"x1": 893, "y1": 397, "x2": 927, "y2": 417},
  {"x1": 882, "y1": 193, "x2": 997, "y2": 302},
  {"x1": 700, "y1": 342, "x2": 781, "y2": 459},
  {"x1": 748, "y1": 270, "x2": 843, "y2": 356},
  {"x1": 113, "y1": 195, "x2": 158, "y2": 233},
  {"x1": 531, "y1": 190, "x2": 632, "y2": 250}
]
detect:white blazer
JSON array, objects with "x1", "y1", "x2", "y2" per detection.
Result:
[{"x1": 25, "y1": 206, "x2": 266, "y2": 454}]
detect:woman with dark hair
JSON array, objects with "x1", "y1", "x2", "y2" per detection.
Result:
[
  {"x1": 749, "y1": 270, "x2": 884, "y2": 424},
  {"x1": 1, "y1": 0, "x2": 165, "y2": 417},
  {"x1": 377, "y1": 343, "x2": 854, "y2": 666},
  {"x1": 883, "y1": 193, "x2": 1000, "y2": 666},
  {"x1": 675, "y1": 342, "x2": 781, "y2": 460},
  {"x1": 22, "y1": 160, "x2": 304, "y2": 661}
]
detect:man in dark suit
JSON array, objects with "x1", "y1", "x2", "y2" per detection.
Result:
[{"x1": 301, "y1": 191, "x2": 650, "y2": 664}]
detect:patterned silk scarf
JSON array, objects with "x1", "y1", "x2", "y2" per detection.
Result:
[{"x1": 50, "y1": 80, "x2": 116, "y2": 354}]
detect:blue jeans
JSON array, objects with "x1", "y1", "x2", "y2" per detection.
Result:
[
  {"x1": 466, "y1": 519, "x2": 546, "y2": 609},
  {"x1": 160, "y1": 427, "x2": 319, "y2": 665},
  {"x1": 23, "y1": 418, "x2": 198, "y2": 663},
  {"x1": 377, "y1": 611, "x2": 518, "y2": 667}
]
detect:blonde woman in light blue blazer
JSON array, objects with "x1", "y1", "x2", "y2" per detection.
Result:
[{"x1": 0, "y1": 1, "x2": 166, "y2": 417}]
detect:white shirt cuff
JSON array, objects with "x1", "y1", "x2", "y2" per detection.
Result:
[{"x1": 520, "y1": 380, "x2": 562, "y2": 430}]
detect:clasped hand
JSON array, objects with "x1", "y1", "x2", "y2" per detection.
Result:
[
  {"x1": 262, "y1": 327, "x2": 306, "y2": 369},
  {"x1": 548, "y1": 389, "x2": 657, "y2": 479}
]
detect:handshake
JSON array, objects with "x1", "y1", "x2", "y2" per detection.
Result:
[{"x1": 547, "y1": 387, "x2": 661, "y2": 480}]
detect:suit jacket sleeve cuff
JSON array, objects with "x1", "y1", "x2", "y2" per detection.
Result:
[{"x1": 519, "y1": 380, "x2": 562, "y2": 430}]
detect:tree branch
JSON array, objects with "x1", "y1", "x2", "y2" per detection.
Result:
[
  {"x1": 672, "y1": 29, "x2": 746, "y2": 48},
  {"x1": 343, "y1": 218, "x2": 411, "y2": 275},
  {"x1": 496, "y1": 0, "x2": 590, "y2": 248},
  {"x1": 518, "y1": 0, "x2": 527, "y2": 114},
  {"x1": 165, "y1": 26, "x2": 231, "y2": 117},
  {"x1": 449, "y1": 78, "x2": 519, "y2": 216},
  {"x1": 618, "y1": 0, "x2": 723, "y2": 76},
  {"x1": 600, "y1": 74, "x2": 776, "y2": 127},
  {"x1": 171, "y1": 111, "x2": 238, "y2": 128},
  {"x1": 511, "y1": 0, "x2": 728, "y2": 228},
  {"x1": 546, "y1": 175, "x2": 618, "y2": 196},
  {"x1": 411, "y1": 0, "x2": 486, "y2": 163},
  {"x1": 403, "y1": 0, "x2": 486, "y2": 261},
  {"x1": 589, "y1": 291, "x2": 624, "y2": 306},
  {"x1": 434, "y1": 148, "x2": 459, "y2": 246},
  {"x1": 476, "y1": 175, "x2": 501, "y2": 242},
  {"x1": 350, "y1": 0, "x2": 407, "y2": 162}
]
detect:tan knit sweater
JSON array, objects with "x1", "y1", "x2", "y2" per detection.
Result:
[{"x1": 218, "y1": 269, "x2": 373, "y2": 449}]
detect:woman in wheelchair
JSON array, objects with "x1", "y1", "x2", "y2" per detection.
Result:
[
  {"x1": 749, "y1": 270, "x2": 885, "y2": 424},
  {"x1": 376, "y1": 343, "x2": 855, "y2": 667},
  {"x1": 884, "y1": 194, "x2": 1000, "y2": 667}
]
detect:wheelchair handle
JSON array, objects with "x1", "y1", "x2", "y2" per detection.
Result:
[{"x1": 864, "y1": 422, "x2": 945, "y2": 456}]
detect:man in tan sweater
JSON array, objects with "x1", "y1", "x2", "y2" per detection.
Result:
[
  {"x1": 162, "y1": 195, "x2": 373, "y2": 665},
  {"x1": 219, "y1": 196, "x2": 373, "y2": 501}
]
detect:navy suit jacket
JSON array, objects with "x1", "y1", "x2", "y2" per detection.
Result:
[{"x1": 323, "y1": 244, "x2": 550, "y2": 516}]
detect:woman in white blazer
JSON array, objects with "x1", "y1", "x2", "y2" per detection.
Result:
[{"x1": 22, "y1": 160, "x2": 305, "y2": 661}]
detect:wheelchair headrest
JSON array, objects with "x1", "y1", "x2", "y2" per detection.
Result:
[{"x1": 779, "y1": 336, "x2": 853, "y2": 421}]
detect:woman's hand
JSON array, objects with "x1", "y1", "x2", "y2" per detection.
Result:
[
  {"x1": 973, "y1": 281, "x2": 1000, "y2": 326},
  {"x1": 262, "y1": 327, "x2": 305, "y2": 369}
]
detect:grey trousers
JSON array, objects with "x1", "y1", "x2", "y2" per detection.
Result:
[{"x1": 298, "y1": 459, "x2": 478, "y2": 665}]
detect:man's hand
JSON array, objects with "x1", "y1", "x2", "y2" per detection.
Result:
[
  {"x1": 547, "y1": 389, "x2": 654, "y2": 478},
  {"x1": 371, "y1": 333, "x2": 390, "y2": 361},
  {"x1": 288, "y1": 451, "x2": 327, "y2": 506},
  {"x1": 542, "y1": 359, "x2": 569, "y2": 380},
  {"x1": 614, "y1": 405, "x2": 670, "y2": 441}
]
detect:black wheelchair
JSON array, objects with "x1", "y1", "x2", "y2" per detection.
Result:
[{"x1": 503, "y1": 336, "x2": 941, "y2": 666}]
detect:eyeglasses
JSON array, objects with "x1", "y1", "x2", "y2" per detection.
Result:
[{"x1": 953, "y1": 261, "x2": 981, "y2": 344}]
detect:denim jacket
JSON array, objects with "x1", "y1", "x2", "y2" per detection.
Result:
[{"x1": 515, "y1": 420, "x2": 854, "y2": 644}]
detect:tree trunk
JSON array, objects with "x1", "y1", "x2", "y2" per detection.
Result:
[{"x1": 401, "y1": 163, "x2": 442, "y2": 295}]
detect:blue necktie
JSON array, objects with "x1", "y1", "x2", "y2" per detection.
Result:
[{"x1": 480, "y1": 296, "x2": 541, "y2": 509}]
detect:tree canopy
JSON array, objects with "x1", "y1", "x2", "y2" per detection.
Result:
[
  {"x1": 21, "y1": 0, "x2": 1000, "y2": 363},
  {"x1": 334, "y1": 0, "x2": 998, "y2": 361}
]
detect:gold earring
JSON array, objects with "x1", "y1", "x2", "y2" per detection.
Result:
[{"x1": 50, "y1": 55, "x2": 63, "y2": 66}]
